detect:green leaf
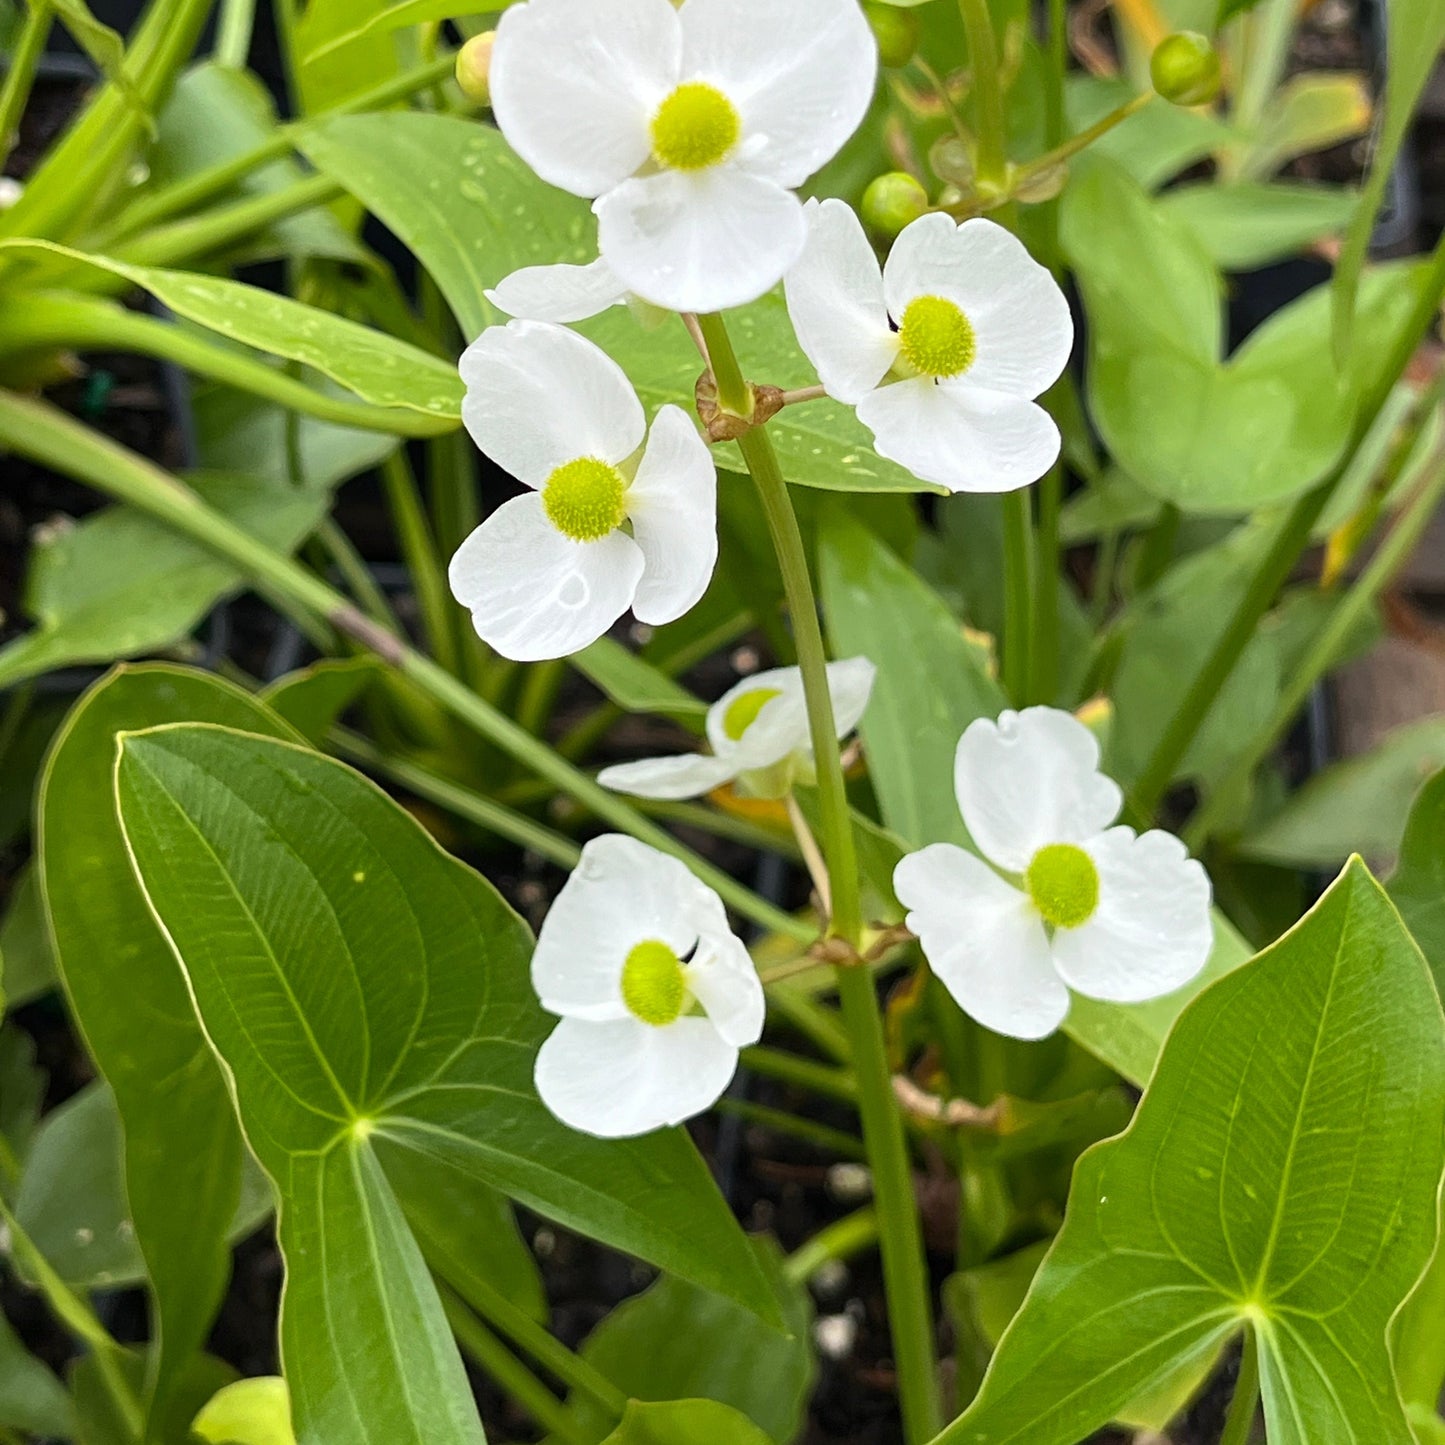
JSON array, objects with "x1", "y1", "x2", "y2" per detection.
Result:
[
  {"x1": 1065, "y1": 76, "x2": 1232, "y2": 189},
  {"x1": 38, "y1": 664, "x2": 296, "y2": 1440},
  {"x1": 940, "y1": 860, "x2": 1445, "y2": 1445},
  {"x1": 1241, "y1": 718, "x2": 1445, "y2": 869},
  {"x1": 303, "y1": 0, "x2": 522, "y2": 63},
  {"x1": 0, "y1": 1306, "x2": 76, "y2": 1438},
  {"x1": 1388, "y1": 767, "x2": 1445, "y2": 996},
  {"x1": 0, "y1": 1026, "x2": 43, "y2": 1168},
  {"x1": 292, "y1": 0, "x2": 404, "y2": 113},
  {"x1": 0, "y1": 471, "x2": 333, "y2": 691},
  {"x1": 557, "y1": 1239, "x2": 814, "y2": 1445},
  {"x1": 49, "y1": 0, "x2": 151, "y2": 130},
  {"x1": 1063, "y1": 159, "x2": 1418, "y2": 513},
  {"x1": 0, "y1": 864, "x2": 58, "y2": 1010},
  {"x1": 262, "y1": 657, "x2": 385, "y2": 745},
  {"x1": 1242, "y1": 73, "x2": 1372, "y2": 180},
  {"x1": 14, "y1": 1082, "x2": 272, "y2": 1291},
  {"x1": 818, "y1": 507, "x2": 1006, "y2": 849},
  {"x1": 114, "y1": 724, "x2": 780, "y2": 1444},
  {"x1": 1159, "y1": 182, "x2": 1356, "y2": 270},
  {"x1": 299, "y1": 113, "x2": 929, "y2": 494},
  {"x1": 600, "y1": 1399, "x2": 774, "y2": 1445},
  {"x1": 571, "y1": 639, "x2": 707, "y2": 728},
  {"x1": 0, "y1": 240, "x2": 462, "y2": 421},
  {"x1": 193, "y1": 1377, "x2": 296, "y2": 1445}
]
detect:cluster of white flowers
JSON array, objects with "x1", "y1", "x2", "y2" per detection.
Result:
[{"x1": 444, "y1": 0, "x2": 1208, "y2": 1139}]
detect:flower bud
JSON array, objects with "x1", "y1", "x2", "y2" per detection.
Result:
[
  {"x1": 864, "y1": 2, "x2": 921, "y2": 69},
  {"x1": 1149, "y1": 32, "x2": 1222, "y2": 107},
  {"x1": 455, "y1": 32, "x2": 495, "y2": 106},
  {"x1": 861, "y1": 171, "x2": 929, "y2": 240}
]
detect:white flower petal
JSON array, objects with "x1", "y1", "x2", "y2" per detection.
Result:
[
  {"x1": 826, "y1": 655, "x2": 878, "y2": 738},
  {"x1": 531, "y1": 834, "x2": 706, "y2": 1018},
  {"x1": 894, "y1": 844, "x2": 1069, "y2": 1041},
  {"x1": 596, "y1": 165, "x2": 806, "y2": 314},
  {"x1": 490, "y1": 0, "x2": 677, "y2": 197},
  {"x1": 626, "y1": 404, "x2": 718, "y2": 626},
  {"x1": 784, "y1": 199, "x2": 898, "y2": 404},
  {"x1": 485, "y1": 258, "x2": 629, "y2": 324},
  {"x1": 953, "y1": 708, "x2": 1122, "y2": 872},
  {"x1": 685, "y1": 929, "x2": 765, "y2": 1048},
  {"x1": 459, "y1": 320, "x2": 645, "y2": 487},
  {"x1": 855, "y1": 376, "x2": 1061, "y2": 493},
  {"x1": 678, "y1": 0, "x2": 878, "y2": 187},
  {"x1": 534, "y1": 1014, "x2": 738, "y2": 1137},
  {"x1": 448, "y1": 494, "x2": 643, "y2": 662},
  {"x1": 705, "y1": 666, "x2": 809, "y2": 764},
  {"x1": 596, "y1": 753, "x2": 741, "y2": 800},
  {"x1": 881, "y1": 211, "x2": 968, "y2": 318},
  {"x1": 1051, "y1": 828, "x2": 1214, "y2": 1003}
]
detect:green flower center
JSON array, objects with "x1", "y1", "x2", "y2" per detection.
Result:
[
  {"x1": 541, "y1": 457, "x2": 627, "y2": 543},
  {"x1": 621, "y1": 939, "x2": 688, "y2": 1027},
  {"x1": 650, "y1": 81, "x2": 741, "y2": 172},
  {"x1": 897, "y1": 295, "x2": 977, "y2": 379},
  {"x1": 1025, "y1": 843, "x2": 1100, "y2": 930},
  {"x1": 722, "y1": 687, "x2": 782, "y2": 742}
]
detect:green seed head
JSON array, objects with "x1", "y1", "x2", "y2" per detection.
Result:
[
  {"x1": 1025, "y1": 843, "x2": 1100, "y2": 930},
  {"x1": 541, "y1": 457, "x2": 627, "y2": 543},
  {"x1": 1150, "y1": 32, "x2": 1223, "y2": 107},
  {"x1": 861, "y1": 171, "x2": 930, "y2": 241},
  {"x1": 864, "y1": 2, "x2": 920, "y2": 68},
  {"x1": 650, "y1": 82, "x2": 741, "y2": 172},
  {"x1": 897, "y1": 295, "x2": 977, "y2": 379},
  {"x1": 621, "y1": 939, "x2": 688, "y2": 1027},
  {"x1": 722, "y1": 686, "x2": 782, "y2": 742}
]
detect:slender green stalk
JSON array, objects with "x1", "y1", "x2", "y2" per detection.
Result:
[
  {"x1": 381, "y1": 449, "x2": 463, "y2": 673},
  {"x1": 314, "y1": 517, "x2": 403, "y2": 631},
  {"x1": 1219, "y1": 1329, "x2": 1261, "y2": 1445},
  {"x1": 214, "y1": 0, "x2": 256, "y2": 68},
  {"x1": 114, "y1": 173, "x2": 344, "y2": 268},
  {"x1": 1014, "y1": 91, "x2": 1153, "y2": 187},
  {"x1": 636, "y1": 797, "x2": 800, "y2": 859},
  {"x1": 0, "y1": 0, "x2": 53, "y2": 167},
  {"x1": 1029, "y1": 467, "x2": 1061, "y2": 704},
  {"x1": 784, "y1": 1206, "x2": 881, "y2": 1286},
  {"x1": 1130, "y1": 233, "x2": 1445, "y2": 819},
  {"x1": 714, "y1": 1098, "x2": 867, "y2": 1160},
  {"x1": 0, "y1": 389, "x2": 812, "y2": 944},
  {"x1": 432, "y1": 1268, "x2": 626, "y2": 1423},
  {"x1": 1134, "y1": 502, "x2": 1180, "y2": 590},
  {"x1": 696, "y1": 311, "x2": 941, "y2": 1444},
  {"x1": 956, "y1": 0, "x2": 1009, "y2": 190},
  {"x1": 1186, "y1": 444, "x2": 1445, "y2": 848},
  {"x1": 1001, "y1": 490, "x2": 1033, "y2": 701},
  {"x1": 516, "y1": 659, "x2": 566, "y2": 738},
  {"x1": 0, "y1": 294, "x2": 452, "y2": 436},
  {"x1": 439, "y1": 1285, "x2": 586, "y2": 1445},
  {"x1": 97, "y1": 52, "x2": 460, "y2": 244},
  {"x1": 741, "y1": 1046, "x2": 856, "y2": 1106}
]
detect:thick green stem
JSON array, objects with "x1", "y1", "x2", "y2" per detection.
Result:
[
  {"x1": 1219, "y1": 1329, "x2": 1261, "y2": 1445},
  {"x1": 1130, "y1": 233, "x2": 1445, "y2": 819},
  {"x1": 0, "y1": 0, "x2": 53, "y2": 167},
  {"x1": 957, "y1": 0, "x2": 1009, "y2": 189},
  {"x1": 1186, "y1": 440, "x2": 1445, "y2": 848},
  {"x1": 0, "y1": 389, "x2": 811, "y2": 944},
  {"x1": 439, "y1": 1285, "x2": 586, "y2": 1445},
  {"x1": 696, "y1": 311, "x2": 941, "y2": 1445},
  {"x1": 0, "y1": 294, "x2": 452, "y2": 436},
  {"x1": 1001, "y1": 490, "x2": 1033, "y2": 701}
]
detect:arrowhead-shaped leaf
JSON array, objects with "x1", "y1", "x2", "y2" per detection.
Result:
[
  {"x1": 114, "y1": 724, "x2": 777, "y2": 1444},
  {"x1": 940, "y1": 860, "x2": 1445, "y2": 1445}
]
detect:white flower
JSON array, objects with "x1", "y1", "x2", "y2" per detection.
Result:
[
  {"x1": 489, "y1": 0, "x2": 878, "y2": 314},
  {"x1": 448, "y1": 319, "x2": 716, "y2": 662},
  {"x1": 532, "y1": 834, "x2": 765, "y2": 1137},
  {"x1": 598, "y1": 657, "x2": 876, "y2": 801},
  {"x1": 893, "y1": 708, "x2": 1212, "y2": 1040},
  {"x1": 487, "y1": 257, "x2": 630, "y2": 325},
  {"x1": 784, "y1": 199, "x2": 1073, "y2": 493}
]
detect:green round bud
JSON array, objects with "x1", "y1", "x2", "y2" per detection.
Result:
[
  {"x1": 864, "y1": 2, "x2": 921, "y2": 69},
  {"x1": 455, "y1": 31, "x2": 496, "y2": 105},
  {"x1": 861, "y1": 171, "x2": 930, "y2": 240},
  {"x1": 1149, "y1": 31, "x2": 1222, "y2": 106}
]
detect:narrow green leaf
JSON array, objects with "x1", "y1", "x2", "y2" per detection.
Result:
[
  {"x1": 113, "y1": 725, "x2": 779, "y2": 1443},
  {"x1": 572, "y1": 639, "x2": 708, "y2": 727},
  {"x1": 0, "y1": 1307, "x2": 76, "y2": 1438},
  {"x1": 193, "y1": 1377, "x2": 295, "y2": 1445},
  {"x1": 0, "y1": 865, "x2": 58, "y2": 1010},
  {"x1": 38, "y1": 665, "x2": 296, "y2": 1441},
  {"x1": 1388, "y1": 767, "x2": 1445, "y2": 996},
  {"x1": 941, "y1": 860, "x2": 1445, "y2": 1445},
  {"x1": 1159, "y1": 182, "x2": 1356, "y2": 271},
  {"x1": 262, "y1": 656, "x2": 384, "y2": 745},
  {"x1": 600, "y1": 1399, "x2": 774, "y2": 1445}
]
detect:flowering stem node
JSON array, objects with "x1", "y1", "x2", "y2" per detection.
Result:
[{"x1": 694, "y1": 372, "x2": 784, "y2": 442}]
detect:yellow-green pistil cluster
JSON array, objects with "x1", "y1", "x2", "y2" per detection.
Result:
[
  {"x1": 542, "y1": 456, "x2": 628, "y2": 542},
  {"x1": 1025, "y1": 843, "x2": 1100, "y2": 930},
  {"x1": 722, "y1": 687, "x2": 782, "y2": 741},
  {"x1": 651, "y1": 81, "x2": 741, "y2": 171},
  {"x1": 621, "y1": 939, "x2": 688, "y2": 1026},
  {"x1": 897, "y1": 295, "x2": 977, "y2": 379}
]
